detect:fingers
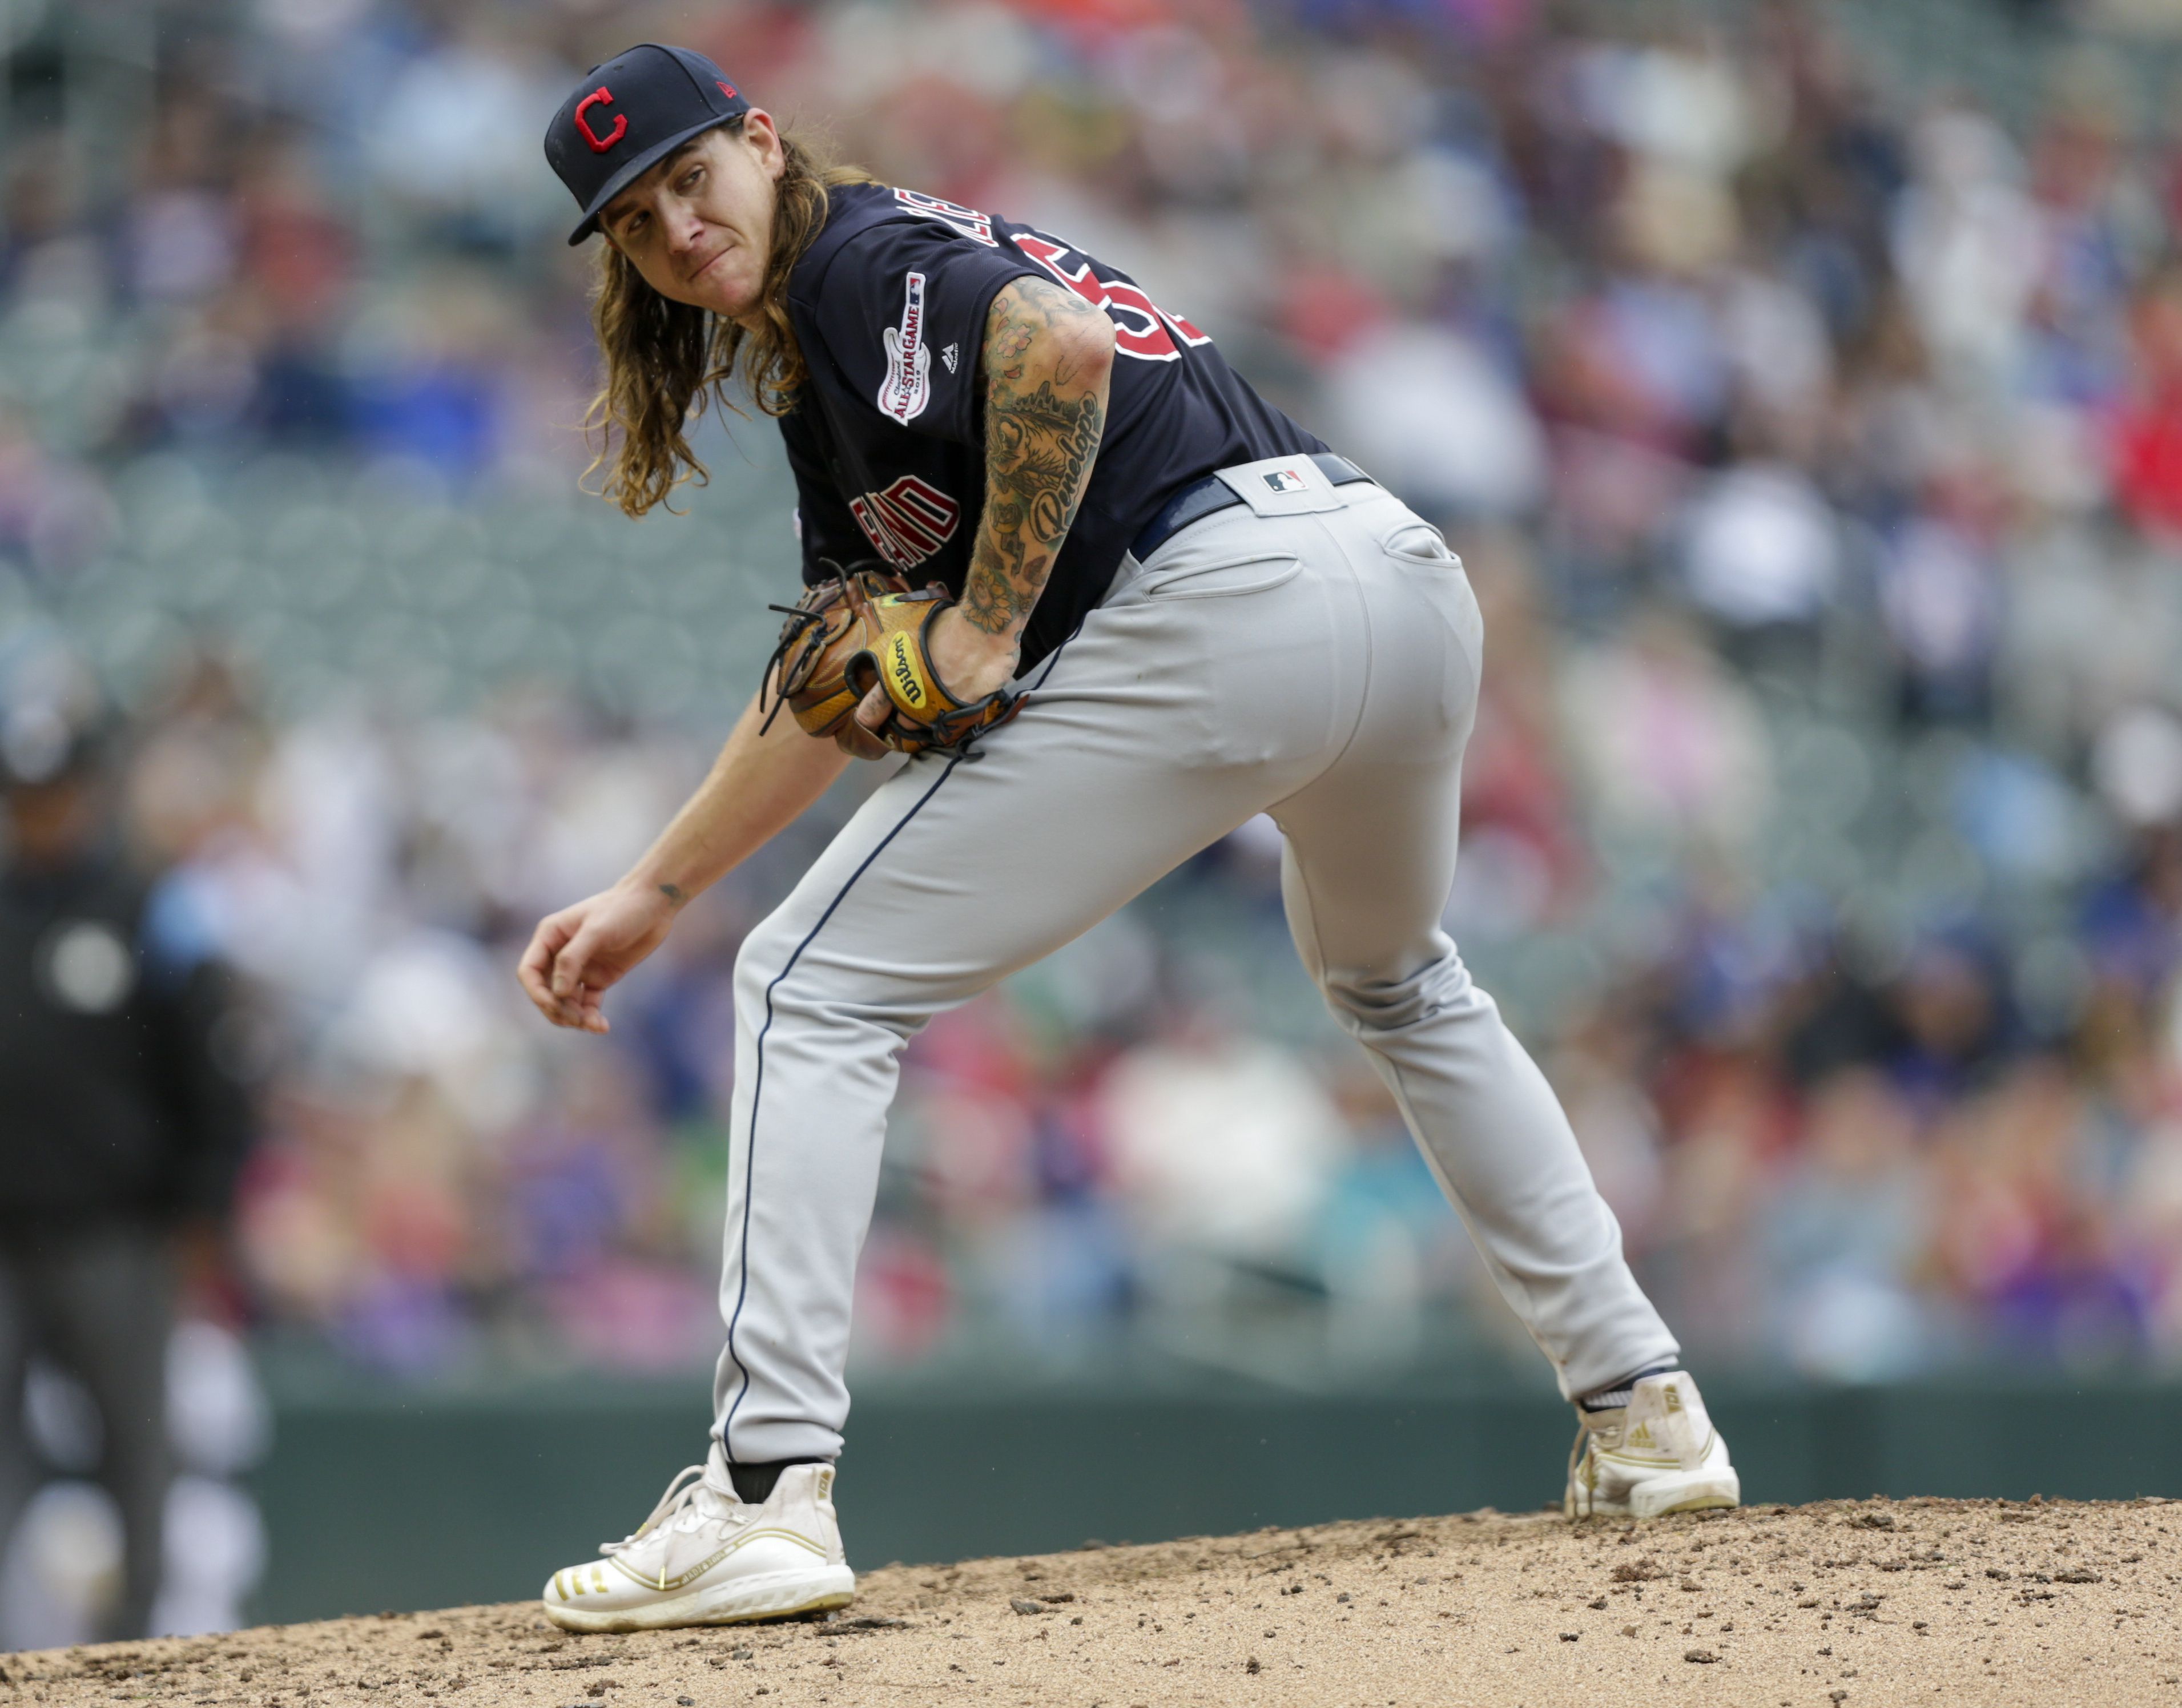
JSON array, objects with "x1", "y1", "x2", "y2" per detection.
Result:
[
  {"x1": 517, "y1": 909, "x2": 614, "y2": 1034},
  {"x1": 567, "y1": 989, "x2": 611, "y2": 1035},
  {"x1": 518, "y1": 915, "x2": 572, "y2": 1018},
  {"x1": 550, "y1": 920, "x2": 593, "y2": 1002},
  {"x1": 835, "y1": 686, "x2": 892, "y2": 760}
]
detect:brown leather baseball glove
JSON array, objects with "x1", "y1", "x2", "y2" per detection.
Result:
[{"x1": 762, "y1": 565, "x2": 1025, "y2": 758}]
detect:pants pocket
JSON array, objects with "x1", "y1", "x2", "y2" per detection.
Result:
[
  {"x1": 1374, "y1": 519, "x2": 1483, "y2": 705},
  {"x1": 1141, "y1": 550, "x2": 1303, "y2": 600},
  {"x1": 1376, "y1": 518, "x2": 1459, "y2": 566}
]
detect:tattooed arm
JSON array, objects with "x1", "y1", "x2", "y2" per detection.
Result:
[
  {"x1": 849, "y1": 276, "x2": 1113, "y2": 750},
  {"x1": 960, "y1": 277, "x2": 1115, "y2": 640}
]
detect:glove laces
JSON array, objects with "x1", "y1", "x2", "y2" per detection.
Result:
[{"x1": 758, "y1": 560, "x2": 898, "y2": 736}]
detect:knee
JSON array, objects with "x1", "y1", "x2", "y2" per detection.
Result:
[
  {"x1": 732, "y1": 908, "x2": 806, "y2": 1022},
  {"x1": 1318, "y1": 945, "x2": 1478, "y2": 1034},
  {"x1": 731, "y1": 909, "x2": 931, "y2": 1045}
]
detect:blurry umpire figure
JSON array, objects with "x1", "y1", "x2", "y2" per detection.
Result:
[
  {"x1": 0, "y1": 668, "x2": 252, "y2": 1639},
  {"x1": 522, "y1": 45, "x2": 1741, "y2": 1632}
]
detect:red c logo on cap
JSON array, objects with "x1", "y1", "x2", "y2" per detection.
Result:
[{"x1": 574, "y1": 86, "x2": 626, "y2": 154}]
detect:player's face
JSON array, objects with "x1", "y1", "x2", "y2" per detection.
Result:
[{"x1": 602, "y1": 113, "x2": 784, "y2": 323}]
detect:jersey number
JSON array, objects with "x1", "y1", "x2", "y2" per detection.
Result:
[
  {"x1": 890, "y1": 187, "x2": 1211, "y2": 362},
  {"x1": 1011, "y1": 234, "x2": 1211, "y2": 363}
]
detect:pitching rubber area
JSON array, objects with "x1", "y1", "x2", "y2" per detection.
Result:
[{"x1": 13, "y1": 1496, "x2": 2176, "y2": 1705}]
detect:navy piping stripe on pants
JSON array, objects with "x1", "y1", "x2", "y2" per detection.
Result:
[
  {"x1": 717, "y1": 645, "x2": 1070, "y2": 1460},
  {"x1": 716, "y1": 751, "x2": 966, "y2": 1460}
]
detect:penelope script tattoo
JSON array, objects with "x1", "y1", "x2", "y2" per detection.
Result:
[{"x1": 962, "y1": 279, "x2": 1112, "y2": 639}]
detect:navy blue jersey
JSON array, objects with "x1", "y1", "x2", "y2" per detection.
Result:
[{"x1": 780, "y1": 181, "x2": 1326, "y2": 671}]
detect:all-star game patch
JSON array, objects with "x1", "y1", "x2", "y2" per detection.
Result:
[{"x1": 877, "y1": 271, "x2": 932, "y2": 425}]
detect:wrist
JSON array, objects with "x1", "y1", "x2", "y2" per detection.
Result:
[
  {"x1": 941, "y1": 605, "x2": 1022, "y2": 667},
  {"x1": 931, "y1": 609, "x2": 1021, "y2": 703},
  {"x1": 953, "y1": 609, "x2": 1020, "y2": 648},
  {"x1": 621, "y1": 868, "x2": 697, "y2": 911}
]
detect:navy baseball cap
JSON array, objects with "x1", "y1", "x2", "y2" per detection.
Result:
[{"x1": 545, "y1": 44, "x2": 750, "y2": 246}]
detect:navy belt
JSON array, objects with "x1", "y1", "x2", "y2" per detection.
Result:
[{"x1": 1129, "y1": 452, "x2": 1375, "y2": 565}]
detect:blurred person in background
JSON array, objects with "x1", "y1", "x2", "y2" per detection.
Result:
[{"x1": 0, "y1": 664, "x2": 254, "y2": 1640}]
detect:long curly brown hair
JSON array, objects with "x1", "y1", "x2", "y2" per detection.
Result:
[{"x1": 584, "y1": 118, "x2": 871, "y2": 517}]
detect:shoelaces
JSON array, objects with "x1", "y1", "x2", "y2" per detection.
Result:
[
  {"x1": 1567, "y1": 1419, "x2": 1597, "y2": 1520},
  {"x1": 599, "y1": 1464, "x2": 742, "y2": 1557}
]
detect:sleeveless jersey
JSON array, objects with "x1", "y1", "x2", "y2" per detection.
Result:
[{"x1": 779, "y1": 181, "x2": 1327, "y2": 671}]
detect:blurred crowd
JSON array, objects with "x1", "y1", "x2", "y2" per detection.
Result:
[{"x1": 6, "y1": 0, "x2": 2182, "y2": 1392}]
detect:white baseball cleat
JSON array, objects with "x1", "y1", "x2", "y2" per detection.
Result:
[
  {"x1": 542, "y1": 1444, "x2": 855, "y2": 1632},
  {"x1": 1565, "y1": 1369, "x2": 1741, "y2": 1520}
]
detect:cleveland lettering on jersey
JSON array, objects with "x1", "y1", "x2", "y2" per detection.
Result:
[
  {"x1": 782, "y1": 182, "x2": 1325, "y2": 672},
  {"x1": 846, "y1": 474, "x2": 960, "y2": 570}
]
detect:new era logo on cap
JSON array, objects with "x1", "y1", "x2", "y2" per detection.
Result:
[{"x1": 544, "y1": 43, "x2": 750, "y2": 245}]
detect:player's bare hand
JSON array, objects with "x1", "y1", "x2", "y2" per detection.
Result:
[
  {"x1": 834, "y1": 708, "x2": 890, "y2": 760},
  {"x1": 517, "y1": 879, "x2": 681, "y2": 1034},
  {"x1": 926, "y1": 604, "x2": 1022, "y2": 699},
  {"x1": 847, "y1": 605, "x2": 1018, "y2": 752}
]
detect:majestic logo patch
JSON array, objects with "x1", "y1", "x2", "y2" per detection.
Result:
[
  {"x1": 940, "y1": 343, "x2": 959, "y2": 374},
  {"x1": 1262, "y1": 468, "x2": 1310, "y2": 493},
  {"x1": 850, "y1": 475, "x2": 960, "y2": 569},
  {"x1": 877, "y1": 272, "x2": 931, "y2": 425}
]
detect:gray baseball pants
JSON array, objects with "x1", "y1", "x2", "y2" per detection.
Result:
[
  {"x1": 713, "y1": 457, "x2": 1678, "y2": 1464},
  {"x1": 0, "y1": 1220, "x2": 172, "y2": 1639}
]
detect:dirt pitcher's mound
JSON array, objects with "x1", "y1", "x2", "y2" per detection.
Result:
[{"x1": 13, "y1": 1497, "x2": 2182, "y2": 1707}]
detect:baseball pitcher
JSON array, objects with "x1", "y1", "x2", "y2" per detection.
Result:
[{"x1": 523, "y1": 43, "x2": 1738, "y2": 1633}]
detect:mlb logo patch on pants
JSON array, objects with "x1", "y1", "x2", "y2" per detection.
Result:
[{"x1": 1218, "y1": 453, "x2": 1346, "y2": 515}]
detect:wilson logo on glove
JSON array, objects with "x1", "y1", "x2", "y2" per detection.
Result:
[
  {"x1": 885, "y1": 635, "x2": 928, "y2": 709},
  {"x1": 762, "y1": 569, "x2": 1023, "y2": 759}
]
